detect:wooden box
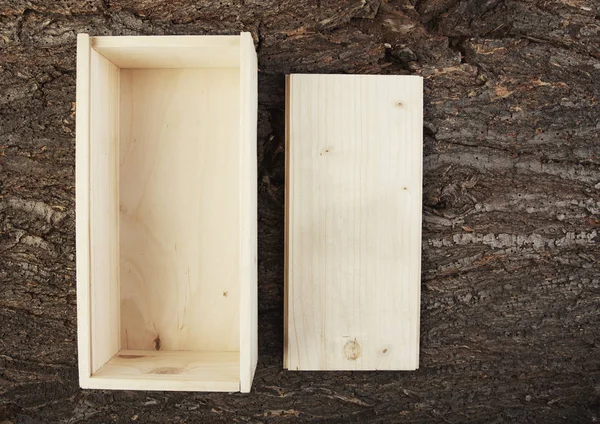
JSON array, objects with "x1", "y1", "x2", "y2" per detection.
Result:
[
  {"x1": 284, "y1": 74, "x2": 422, "y2": 371},
  {"x1": 76, "y1": 33, "x2": 257, "y2": 392}
]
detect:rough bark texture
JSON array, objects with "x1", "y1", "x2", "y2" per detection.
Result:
[{"x1": 1, "y1": 0, "x2": 599, "y2": 422}]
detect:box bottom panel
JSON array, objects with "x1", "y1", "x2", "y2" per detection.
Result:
[
  {"x1": 118, "y1": 68, "x2": 242, "y2": 353},
  {"x1": 86, "y1": 350, "x2": 240, "y2": 391}
]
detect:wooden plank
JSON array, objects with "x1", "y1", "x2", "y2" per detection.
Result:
[
  {"x1": 76, "y1": 33, "x2": 92, "y2": 384},
  {"x1": 285, "y1": 74, "x2": 423, "y2": 371},
  {"x1": 89, "y1": 350, "x2": 239, "y2": 391},
  {"x1": 89, "y1": 48, "x2": 121, "y2": 372},
  {"x1": 92, "y1": 36, "x2": 240, "y2": 69},
  {"x1": 283, "y1": 75, "x2": 291, "y2": 369},
  {"x1": 119, "y1": 68, "x2": 241, "y2": 352},
  {"x1": 238, "y1": 32, "x2": 258, "y2": 393}
]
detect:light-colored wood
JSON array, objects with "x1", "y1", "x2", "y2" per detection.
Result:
[
  {"x1": 283, "y1": 75, "x2": 291, "y2": 369},
  {"x1": 76, "y1": 32, "x2": 257, "y2": 392},
  {"x1": 92, "y1": 36, "x2": 240, "y2": 69},
  {"x1": 238, "y1": 32, "x2": 258, "y2": 394},
  {"x1": 285, "y1": 74, "x2": 423, "y2": 371},
  {"x1": 89, "y1": 48, "x2": 121, "y2": 373},
  {"x1": 75, "y1": 33, "x2": 92, "y2": 384},
  {"x1": 89, "y1": 350, "x2": 239, "y2": 392},
  {"x1": 119, "y1": 68, "x2": 241, "y2": 353}
]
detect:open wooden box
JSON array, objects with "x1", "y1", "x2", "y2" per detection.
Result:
[{"x1": 76, "y1": 33, "x2": 257, "y2": 392}]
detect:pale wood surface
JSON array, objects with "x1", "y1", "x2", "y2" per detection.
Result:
[
  {"x1": 283, "y1": 75, "x2": 291, "y2": 369},
  {"x1": 285, "y1": 74, "x2": 423, "y2": 371},
  {"x1": 90, "y1": 350, "x2": 239, "y2": 391},
  {"x1": 92, "y1": 36, "x2": 240, "y2": 69},
  {"x1": 119, "y1": 68, "x2": 241, "y2": 353},
  {"x1": 89, "y1": 48, "x2": 121, "y2": 373},
  {"x1": 75, "y1": 33, "x2": 92, "y2": 381},
  {"x1": 238, "y1": 32, "x2": 259, "y2": 393}
]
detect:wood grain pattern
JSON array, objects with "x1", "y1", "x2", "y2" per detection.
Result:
[
  {"x1": 285, "y1": 74, "x2": 423, "y2": 371},
  {"x1": 89, "y1": 48, "x2": 121, "y2": 373},
  {"x1": 119, "y1": 68, "x2": 241, "y2": 352},
  {"x1": 283, "y1": 75, "x2": 291, "y2": 369},
  {"x1": 90, "y1": 350, "x2": 239, "y2": 391},
  {"x1": 75, "y1": 33, "x2": 92, "y2": 383},
  {"x1": 92, "y1": 36, "x2": 240, "y2": 69},
  {"x1": 238, "y1": 32, "x2": 258, "y2": 393}
]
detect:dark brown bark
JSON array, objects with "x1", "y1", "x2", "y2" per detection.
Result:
[{"x1": 1, "y1": 0, "x2": 599, "y2": 422}]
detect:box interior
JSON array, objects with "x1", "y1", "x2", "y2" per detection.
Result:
[
  {"x1": 87, "y1": 37, "x2": 242, "y2": 389},
  {"x1": 119, "y1": 68, "x2": 241, "y2": 352}
]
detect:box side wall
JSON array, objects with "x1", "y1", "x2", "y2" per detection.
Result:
[
  {"x1": 89, "y1": 48, "x2": 121, "y2": 373},
  {"x1": 91, "y1": 349, "x2": 240, "y2": 392},
  {"x1": 414, "y1": 77, "x2": 424, "y2": 369},
  {"x1": 283, "y1": 75, "x2": 291, "y2": 369},
  {"x1": 85, "y1": 377, "x2": 239, "y2": 392},
  {"x1": 91, "y1": 36, "x2": 241, "y2": 69},
  {"x1": 76, "y1": 33, "x2": 92, "y2": 383},
  {"x1": 239, "y1": 32, "x2": 258, "y2": 393}
]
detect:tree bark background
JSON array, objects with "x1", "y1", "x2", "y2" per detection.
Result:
[{"x1": 1, "y1": 0, "x2": 599, "y2": 422}]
